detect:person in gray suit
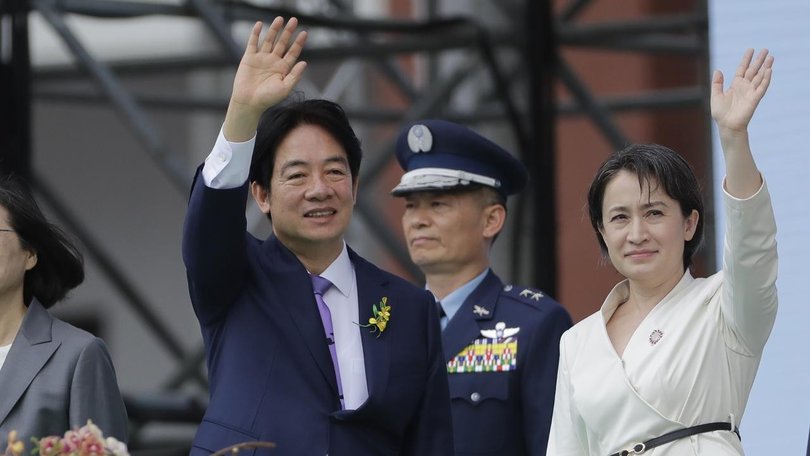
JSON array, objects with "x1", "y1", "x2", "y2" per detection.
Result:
[{"x1": 0, "y1": 175, "x2": 127, "y2": 443}]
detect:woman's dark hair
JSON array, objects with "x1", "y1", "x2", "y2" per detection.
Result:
[
  {"x1": 0, "y1": 175, "x2": 84, "y2": 307},
  {"x1": 249, "y1": 98, "x2": 362, "y2": 190},
  {"x1": 587, "y1": 144, "x2": 704, "y2": 270}
]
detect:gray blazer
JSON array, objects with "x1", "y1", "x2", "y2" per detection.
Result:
[{"x1": 0, "y1": 300, "x2": 128, "y2": 443}]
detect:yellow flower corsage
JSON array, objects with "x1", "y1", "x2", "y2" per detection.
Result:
[{"x1": 358, "y1": 297, "x2": 391, "y2": 337}]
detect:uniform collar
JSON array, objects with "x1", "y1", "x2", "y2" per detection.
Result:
[{"x1": 430, "y1": 268, "x2": 490, "y2": 322}]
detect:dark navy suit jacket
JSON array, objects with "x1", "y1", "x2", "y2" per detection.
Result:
[
  {"x1": 442, "y1": 270, "x2": 571, "y2": 456},
  {"x1": 182, "y1": 174, "x2": 452, "y2": 455}
]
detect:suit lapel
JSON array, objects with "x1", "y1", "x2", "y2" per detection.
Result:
[
  {"x1": 0, "y1": 301, "x2": 60, "y2": 425},
  {"x1": 350, "y1": 250, "x2": 390, "y2": 400},
  {"x1": 442, "y1": 271, "x2": 500, "y2": 362},
  {"x1": 263, "y1": 238, "x2": 339, "y2": 397}
]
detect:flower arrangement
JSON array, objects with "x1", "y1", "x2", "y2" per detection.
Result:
[
  {"x1": 3, "y1": 421, "x2": 128, "y2": 456},
  {"x1": 358, "y1": 296, "x2": 391, "y2": 337}
]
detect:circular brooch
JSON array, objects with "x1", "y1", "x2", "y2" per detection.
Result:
[{"x1": 649, "y1": 329, "x2": 664, "y2": 345}]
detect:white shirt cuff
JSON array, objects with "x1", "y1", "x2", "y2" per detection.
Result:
[{"x1": 201, "y1": 127, "x2": 256, "y2": 189}]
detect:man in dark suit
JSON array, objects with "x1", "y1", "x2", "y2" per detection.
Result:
[
  {"x1": 182, "y1": 17, "x2": 452, "y2": 455},
  {"x1": 392, "y1": 120, "x2": 572, "y2": 456}
]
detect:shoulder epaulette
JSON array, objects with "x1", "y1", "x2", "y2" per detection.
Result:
[{"x1": 501, "y1": 284, "x2": 548, "y2": 307}]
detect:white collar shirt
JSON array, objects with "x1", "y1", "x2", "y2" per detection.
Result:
[
  {"x1": 315, "y1": 242, "x2": 368, "y2": 410},
  {"x1": 0, "y1": 344, "x2": 10, "y2": 372}
]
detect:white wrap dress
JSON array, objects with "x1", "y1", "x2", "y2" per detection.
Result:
[{"x1": 547, "y1": 182, "x2": 778, "y2": 455}]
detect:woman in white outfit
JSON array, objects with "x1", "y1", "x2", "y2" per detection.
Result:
[{"x1": 547, "y1": 48, "x2": 777, "y2": 455}]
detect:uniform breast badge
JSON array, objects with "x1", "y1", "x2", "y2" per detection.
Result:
[
  {"x1": 447, "y1": 322, "x2": 520, "y2": 374},
  {"x1": 649, "y1": 329, "x2": 663, "y2": 345}
]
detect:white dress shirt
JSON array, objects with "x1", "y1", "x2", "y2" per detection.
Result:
[
  {"x1": 201, "y1": 128, "x2": 254, "y2": 189},
  {"x1": 0, "y1": 344, "x2": 10, "y2": 371},
  {"x1": 201, "y1": 127, "x2": 369, "y2": 410},
  {"x1": 548, "y1": 181, "x2": 778, "y2": 456},
  {"x1": 314, "y1": 243, "x2": 369, "y2": 410}
]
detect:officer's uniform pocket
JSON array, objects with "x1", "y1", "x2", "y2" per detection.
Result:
[{"x1": 448, "y1": 372, "x2": 510, "y2": 453}]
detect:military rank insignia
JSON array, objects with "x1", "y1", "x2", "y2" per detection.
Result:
[{"x1": 447, "y1": 322, "x2": 519, "y2": 374}]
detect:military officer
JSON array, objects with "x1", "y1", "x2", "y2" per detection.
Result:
[{"x1": 392, "y1": 120, "x2": 573, "y2": 456}]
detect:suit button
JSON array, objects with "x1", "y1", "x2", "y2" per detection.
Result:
[{"x1": 470, "y1": 392, "x2": 481, "y2": 403}]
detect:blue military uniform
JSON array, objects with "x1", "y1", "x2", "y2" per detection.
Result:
[
  {"x1": 443, "y1": 270, "x2": 571, "y2": 455},
  {"x1": 392, "y1": 120, "x2": 573, "y2": 455}
]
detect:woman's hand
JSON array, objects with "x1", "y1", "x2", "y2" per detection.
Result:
[
  {"x1": 711, "y1": 48, "x2": 773, "y2": 135},
  {"x1": 713, "y1": 49, "x2": 774, "y2": 199}
]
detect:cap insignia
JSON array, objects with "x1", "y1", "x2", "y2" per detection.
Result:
[{"x1": 407, "y1": 124, "x2": 433, "y2": 153}]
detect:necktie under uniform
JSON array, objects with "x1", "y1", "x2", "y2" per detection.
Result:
[
  {"x1": 437, "y1": 300, "x2": 448, "y2": 330},
  {"x1": 311, "y1": 274, "x2": 345, "y2": 409}
]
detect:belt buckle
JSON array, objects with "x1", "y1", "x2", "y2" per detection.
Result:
[{"x1": 621, "y1": 442, "x2": 647, "y2": 455}]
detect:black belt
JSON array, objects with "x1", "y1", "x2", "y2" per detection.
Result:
[{"x1": 609, "y1": 421, "x2": 740, "y2": 456}]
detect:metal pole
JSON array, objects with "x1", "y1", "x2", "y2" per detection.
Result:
[
  {"x1": 525, "y1": 0, "x2": 557, "y2": 295},
  {"x1": 32, "y1": 0, "x2": 191, "y2": 192},
  {"x1": 0, "y1": 0, "x2": 31, "y2": 178},
  {"x1": 557, "y1": 58, "x2": 627, "y2": 150}
]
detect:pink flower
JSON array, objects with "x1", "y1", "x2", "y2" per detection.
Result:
[
  {"x1": 61, "y1": 430, "x2": 82, "y2": 452},
  {"x1": 36, "y1": 436, "x2": 61, "y2": 456},
  {"x1": 7, "y1": 420, "x2": 129, "y2": 456},
  {"x1": 79, "y1": 435, "x2": 105, "y2": 456},
  {"x1": 78, "y1": 422, "x2": 103, "y2": 441}
]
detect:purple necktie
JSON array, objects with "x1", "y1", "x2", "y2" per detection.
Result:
[{"x1": 310, "y1": 274, "x2": 344, "y2": 408}]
